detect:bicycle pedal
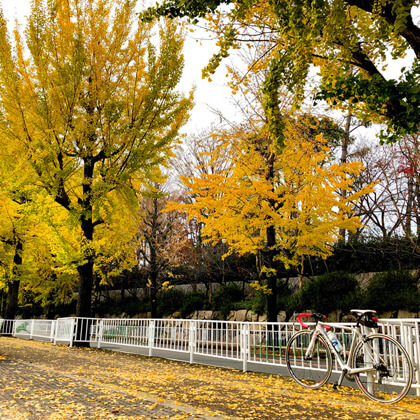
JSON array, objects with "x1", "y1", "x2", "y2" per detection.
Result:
[{"x1": 333, "y1": 382, "x2": 339, "y2": 390}]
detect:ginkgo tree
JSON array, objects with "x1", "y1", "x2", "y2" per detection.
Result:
[
  {"x1": 0, "y1": 125, "x2": 89, "y2": 319},
  {"x1": 144, "y1": 0, "x2": 419, "y2": 144},
  {"x1": 0, "y1": 0, "x2": 192, "y2": 318},
  {"x1": 0, "y1": 130, "x2": 53, "y2": 319},
  {"x1": 169, "y1": 118, "x2": 372, "y2": 321},
  {"x1": 0, "y1": 184, "x2": 78, "y2": 319}
]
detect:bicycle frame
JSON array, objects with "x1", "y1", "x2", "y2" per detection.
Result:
[
  {"x1": 306, "y1": 321, "x2": 377, "y2": 386},
  {"x1": 289, "y1": 312, "x2": 414, "y2": 402}
]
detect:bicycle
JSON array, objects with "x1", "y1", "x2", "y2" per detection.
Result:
[{"x1": 285, "y1": 309, "x2": 413, "y2": 403}]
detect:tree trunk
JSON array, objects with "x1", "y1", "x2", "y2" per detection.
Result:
[
  {"x1": 150, "y1": 274, "x2": 158, "y2": 318},
  {"x1": 263, "y1": 148, "x2": 279, "y2": 323},
  {"x1": 4, "y1": 280, "x2": 20, "y2": 320},
  {"x1": 416, "y1": 180, "x2": 420, "y2": 237},
  {"x1": 339, "y1": 112, "x2": 352, "y2": 241},
  {"x1": 266, "y1": 225, "x2": 278, "y2": 323},
  {"x1": 4, "y1": 239, "x2": 23, "y2": 320},
  {"x1": 76, "y1": 259, "x2": 94, "y2": 318},
  {"x1": 405, "y1": 174, "x2": 414, "y2": 237},
  {"x1": 75, "y1": 158, "x2": 95, "y2": 347},
  {"x1": 149, "y1": 197, "x2": 159, "y2": 318}
]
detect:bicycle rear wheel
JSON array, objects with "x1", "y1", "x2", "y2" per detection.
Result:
[
  {"x1": 286, "y1": 330, "x2": 332, "y2": 389},
  {"x1": 351, "y1": 334, "x2": 413, "y2": 403}
]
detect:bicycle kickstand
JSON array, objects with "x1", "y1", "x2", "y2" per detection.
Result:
[{"x1": 333, "y1": 370, "x2": 347, "y2": 390}]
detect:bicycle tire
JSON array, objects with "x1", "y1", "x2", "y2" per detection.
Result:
[
  {"x1": 286, "y1": 330, "x2": 332, "y2": 389},
  {"x1": 351, "y1": 333, "x2": 413, "y2": 403}
]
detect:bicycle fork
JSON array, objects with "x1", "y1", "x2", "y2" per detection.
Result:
[{"x1": 304, "y1": 331, "x2": 319, "y2": 360}]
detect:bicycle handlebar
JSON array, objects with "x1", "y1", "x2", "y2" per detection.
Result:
[
  {"x1": 297, "y1": 313, "x2": 312, "y2": 328},
  {"x1": 297, "y1": 313, "x2": 330, "y2": 330}
]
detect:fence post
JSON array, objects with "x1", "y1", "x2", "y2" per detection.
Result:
[
  {"x1": 97, "y1": 319, "x2": 103, "y2": 349},
  {"x1": 148, "y1": 320, "x2": 155, "y2": 357},
  {"x1": 189, "y1": 320, "x2": 197, "y2": 364},
  {"x1": 241, "y1": 323, "x2": 250, "y2": 372},
  {"x1": 413, "y1": 320, "x2": 420, "y2": 397},
  {"x1": 69, "y1": 318, "x2": 76, "y2": 348},
  {"x1": 50, "y1": 320, "x2": 56, "y2": 342},
  {"x1": 54, "y1": 319, "x2": 59, "y2": 345},
  {"x1": 30, "y1": 319, "x2": 35, "y2": 340}
]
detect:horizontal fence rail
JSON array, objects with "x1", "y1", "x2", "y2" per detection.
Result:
[{"x1": 1, "y1": 316, "x2": 419, "y2": 396}]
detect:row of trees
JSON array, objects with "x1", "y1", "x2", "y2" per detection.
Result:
[
  {"x1": 0, "y1": 1, "x2": 418, "y2": 321},
  {"x1": 0, "y1": 0, "x2": 192, "y2": 319}
]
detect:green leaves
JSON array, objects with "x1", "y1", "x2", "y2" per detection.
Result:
[
  {"x1": 141, "y1": 0, "x2": 234, "y2": 23},
  {"x1": 143, "y1": 0, "x2": 419, "y2": 144},
  {"x1": 317, "y1": 60, "x2": 420, "y2": 143}
]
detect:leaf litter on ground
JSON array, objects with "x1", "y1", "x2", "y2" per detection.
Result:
[{"x1": 0, "y1": 337, "x2": 419, "y2": 419}]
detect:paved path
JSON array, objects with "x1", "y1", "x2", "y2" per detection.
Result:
[
  {"x1": 0, "y1": 358, "x2": 216, "y2": 419},
  {"x1": 1, "y1": 337, "x2": 420, "y2": 419}
]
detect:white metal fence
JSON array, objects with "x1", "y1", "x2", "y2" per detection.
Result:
[
  {"x1": 1, "y1": 317, "x2": 419, "y2": 395},
  {"x1": 11, "y1": 319, "x2": 56, "y2": 341}
]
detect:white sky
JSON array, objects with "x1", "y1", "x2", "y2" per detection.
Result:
[{"x1": 0, "y1": 0, "x2": 235, "y2": 136}]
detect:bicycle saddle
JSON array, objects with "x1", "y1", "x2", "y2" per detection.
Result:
[
  {"x1": 350, "y1": 309, "x2": 377, "y2": 317},
  {"x1": 351, "y1": 309, "x2": 378, "y2": 328}
]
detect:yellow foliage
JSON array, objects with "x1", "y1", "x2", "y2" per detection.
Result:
[
  {"x1": 169, "y1": 119, "x2": 373, "y2": 271},
  {"x1": 161, "y1": 281, "x2": 173, "y2": 291},
  {"x1": 0, "y1": 0, "x2": 193, "y2": 311},
  {"x1": 250, "y1": 280, "x2": 273, "y2": 295}
]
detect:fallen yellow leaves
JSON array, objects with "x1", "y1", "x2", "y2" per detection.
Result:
[{"x1": 0, "y1": 337, "x2": 419, "y2": 420}]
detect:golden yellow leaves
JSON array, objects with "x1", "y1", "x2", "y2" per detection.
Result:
[
  {"x1": 170, "y1": 120, "x2": 373, "y2": 272},
  {"x1": 161, "y1": 281, "x2": 174, "y2": 291},
  {"x1": 3, "y1": 327, "x2": 420, "y2": 419},
  {"x1": 147, "y1": 280, "x2": 173, "y2": 291},
  {"x1": 250, "y1": 280, "x2": 273, "y2": 295}
]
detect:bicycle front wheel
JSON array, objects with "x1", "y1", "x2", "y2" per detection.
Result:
[
  {"x1": 351, "y1": 334, "x2": 413, "y2": 403},
  {"x1": 286, "y1": 330, "x2": 332, "y2": 389}
]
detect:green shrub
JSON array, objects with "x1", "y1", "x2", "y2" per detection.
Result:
[
  {"x1": 157, "y1": 289, "x2": 186, "y2": 316},
  {"x1": 93, "y1": 296, "x2": 150, "y2": 317},
  {"x1": 293, "y1": 271, "x2": 360, "y2": 314},
  {"x1": 231, "y1": 289, "x2": 267, "y2": 315},
  {"x1": 121, "y1": 297, "x2": 150, "y2": 316},
  {"x1": 250, "y1": 290, "x2": 267, "y2": 315},
  {"x1": 180, "y1": 292, "x2": 207, "y2": 318},
  {"x1": 363, "y1": 270, "x2": 420, "y2": 313},
  {"x1": 285, "y1": 292, "x2": 303, "y2": 316},
  {"x1": 232, "y1": 300, "x2": 251, "y2": 311},
  {"x1": 212, "y1": 283, "x2": 244, "y2": 317}
]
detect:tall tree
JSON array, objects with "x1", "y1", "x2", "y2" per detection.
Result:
[
  {"x1": 353, "y1": 134, "x2": 420, "y2": 245},
  {"x1": 0, "y1": 129, "x2": 47, "y2": 319},
  {"x1": 0, "y1": 0, "x2": 192, "y2": 317},
  {"x1": 170, "y1": 129, "x2": 248, "y2": 300},
  {"x1": 144, "y1": 0, "x2": 419, "y2": 143},
  {"x1": 168, "y1": 118, "x2": 372, "y2": 320}
]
